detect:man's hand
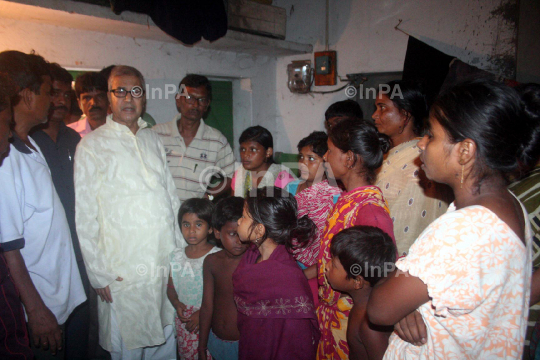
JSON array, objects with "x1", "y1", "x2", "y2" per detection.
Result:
[
  {"x1": 394, "y1": 310, "x2": 427, "y2": 346},
  {"x1": 27, "y1": 305, "x2": 62, "y2": 355},
  {"x1": 95, "y1": 277, "x2": 123, "y2": 303}
]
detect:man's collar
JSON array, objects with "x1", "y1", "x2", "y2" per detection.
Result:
[
  {"x1": 107, "y1": 114, "x2": 148, "y2": 133},
  {"x1": 10, "y1": 132, "x2": 32, "y2": 154},
  {"x1": 174, "y1": 114, "x2": 205, "y2": 139}
]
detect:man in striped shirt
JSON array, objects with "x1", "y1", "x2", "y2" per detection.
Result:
[{"x1": 153, "y1": 74, "x2": 235, "y2": 201}]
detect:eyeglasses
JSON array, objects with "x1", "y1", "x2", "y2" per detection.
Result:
[
  {"x1": 183, "y1": 95, "x2": 210, "y2": 106},
  {"x1": 109, "y1": 86, "x2": 145, "y2": 98}
]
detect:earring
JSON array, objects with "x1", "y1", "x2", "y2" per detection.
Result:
[
  {"x1": 254, "y1": 237, "x2": 262, "y2": 246},
  {"x1": 460, "y1": 164, "x2": 464, "y2": 188}
]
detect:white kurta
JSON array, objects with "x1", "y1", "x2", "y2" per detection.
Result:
[{"x1": 74, "y1": 115, "x2": 181, "y2": 351}]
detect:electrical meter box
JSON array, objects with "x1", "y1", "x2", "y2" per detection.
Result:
[{"x1": 314, "y1": 51, "x2": 337, "y2": 86}]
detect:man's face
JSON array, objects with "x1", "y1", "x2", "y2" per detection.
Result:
[
  {"x1": 48, "y1": 80, "x2": 71, "y2": 123},
  {"x1": 108, "y1": 75, "x2": 145, "y2": 125},
  {"x1": 33, "y1": 75, "x2": 52, "y2": 124},
  {"x1": 78, "y1": 89, "x2": 109, "y2": 122},
  {"x1": 175, "y1": 86, "x2": 210, "y2": 122}
]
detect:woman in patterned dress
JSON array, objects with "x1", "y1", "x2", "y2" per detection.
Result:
[
  {"x1": 373, "y1": 80, "x2": 452, "y2": 257},
  {"x1": 316, "y1": 118, "x2": 395, "y2": 359},
  {"x1": 368, "y1": 80, "x2": 540, "y2": 359}
]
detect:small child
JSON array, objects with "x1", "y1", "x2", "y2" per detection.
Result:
[
  {"x1": 198, "y1": 197, "x2": 249, "y2": 360},
  {"x1": 326, "y1": 226, "x2": 396, "y2": 360},
  {"x1": 232, "y1": 126, "x2": 296, "y2": 198},
  {"x1": 233, "y1": 187, "x2": 320, "y2": 360},
  {"x1": 168, "y1": 198, "x2": 221, "y2": 360}
]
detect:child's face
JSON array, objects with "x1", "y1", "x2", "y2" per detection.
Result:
[
  {"x1": 181, "y1": 213, "x2": 212, "y2": 246},
  {"x1": 237, "y1": 206, "x2": 257, "y2": 243},
  {"x1": 215, "y1": 221, "x2": 248, "y2": 257},
  {"x1": 239, "y1": 140, "x2": 271, "y2": 172},
  {"x1": 326, "y1": 256, "x2": 354, "y2": 293},
  {"x1": 298, "y1": 145, "x2": 325, "y2": 182}
]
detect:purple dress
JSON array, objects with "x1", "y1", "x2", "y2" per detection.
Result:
[{"x1": 233, "y1": 245, "x2": 320, "y2": 360}]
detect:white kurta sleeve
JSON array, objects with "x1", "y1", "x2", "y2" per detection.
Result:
[
  {"x1": 160, "y1": 139, "x2": 183, "y2": 249},
  {"x1": 74, "y1": 143, "x2": 117, "y2": 288}
]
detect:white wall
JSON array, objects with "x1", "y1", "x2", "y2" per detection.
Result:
[
  {"x1": 0, "y1": 0, "x2": 520, "y2": 155},
  {"x1": 273, "y1": 0, "x2": 518, "y2": 153},
  {"x1": 0, "y1": 16, "x2": 275, "y2": 155}
]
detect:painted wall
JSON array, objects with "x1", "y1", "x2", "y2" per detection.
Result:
[
  {"x1": 0, "y1": 0, "x2": 520, "y2": 156},
  {"x1": 517, "y1": 0, "x2": 540, "y2": 83},
  {"x1": 0, "y1": 16, "x2": 275, "y2": 157},
  {"x1": 273, "y1": 0, "x2": 518, "y2": 153}
]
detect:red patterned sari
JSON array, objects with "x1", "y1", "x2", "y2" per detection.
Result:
[{"x1": 316, "y1": 186, "x2": 395, "y2": 359}]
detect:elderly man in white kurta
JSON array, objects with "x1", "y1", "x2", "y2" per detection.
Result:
[{"x1": 74, "y1": 66, "x2": 181, "y2": 360}]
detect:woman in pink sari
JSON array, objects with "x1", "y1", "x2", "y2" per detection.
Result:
[{"x1": 316, "y1": 118, "x2": 395, "y2": 359}]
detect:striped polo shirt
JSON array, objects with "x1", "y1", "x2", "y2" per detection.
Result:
[
  {"x1": 509, "y1": 166, "x2": 540, "y2": 352},
  {"x1": 509, "y1": 166, "x2": 540, "y2": 268},
  {"x1": 152, "y1": 115, "x2": 235, "y2": 201}
]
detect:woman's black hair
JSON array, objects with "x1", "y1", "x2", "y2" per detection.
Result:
[
  {"x1": 330, "y1": 226, "x2": 396, "y2": 287},
  {"x1": 517, "y1": 83, "x2": 540, "y2": 122},
  {"x1": 178, "y1": 198, "x2": 215, "y2": 225},
  {"x1": 297, "y1": 131, "x2": 328, "y2": 158},
  {"x1": 432, "y1": 79, "x2": 540, "y2": 187},
  {"x1": 244, "y1": 187, "x2": 315, "y2": 251},
  {"x1": 378, "y1": 80, "x2": 428, "y2": 136},
  {"x1": 239, "y1": 125, "x2": 273, "y2": 150},
  {"x1": 328, "y1": 118, "x2": 391, "y2": 184}
]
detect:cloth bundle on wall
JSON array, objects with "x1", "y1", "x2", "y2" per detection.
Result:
[
  {"x1": 110, "y1": 0, "x2": 228, "y2": 45},
  {"x1": 402, "y1": 36, "x2": 507, "y2": 105},
  {"x1": 402, "y1": 36, "x2": 454, "y2": 106}
]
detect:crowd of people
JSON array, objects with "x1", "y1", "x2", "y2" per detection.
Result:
[{"x1": 0, "y1": 49, "x2": 539, "y2": 360}]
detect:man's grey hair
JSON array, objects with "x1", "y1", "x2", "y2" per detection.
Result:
[{"x1": 108, "y1": 65, "x2": 145, "y2": 89}]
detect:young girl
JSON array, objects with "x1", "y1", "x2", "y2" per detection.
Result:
[
  {"x1": 168, "y1": 198, "x2": 221, "y2": 359},
  {"x1": 368, "y1": 80, "x2": 540, "y2": 359},
  {"x1": 232, "y1": 126, "x2": 296, "y2": 198},
  {"x1": 233, "y1": 187, "x2": 320, "y2": 360},
  {"x1": 285, "y1": 131, "x2": 342, "y2": 306}
]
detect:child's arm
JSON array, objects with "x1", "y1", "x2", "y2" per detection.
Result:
[
  {"x1": 167, "y1": 272, "x2": 186, "y2": 318},
  {"x1": 198, "y1": 257, "x2": 215, "y2": 360},
  {"x1": 357, "y1": 320, "x2": 392, "y2": 360},
  {"x1": 367, "y1": 269, "x2": 429, "y2": 326},
  {"x1": 303, "y1": 264, "x2": 317, "y2": 280},
  {"x1": 186, "y1": 310, "x2": 200, "y2": 333}
]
